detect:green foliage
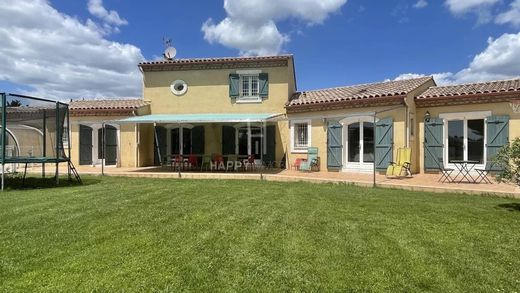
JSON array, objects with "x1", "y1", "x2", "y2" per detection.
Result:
[
  {"x1": 1, "y1": 176, "x2": 520, "y2": 291},
  {"x1": 494, "y1": 137, "x2": 520, "y2": 184}
]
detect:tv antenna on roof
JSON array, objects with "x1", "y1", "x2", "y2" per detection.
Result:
[{"x1": 163, "y1": 37, "x2": 177, "y2": 60}]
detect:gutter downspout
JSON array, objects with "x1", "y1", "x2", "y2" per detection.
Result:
[{"x1": 404, "y1": 96, "x2": 410, "y2": 148}]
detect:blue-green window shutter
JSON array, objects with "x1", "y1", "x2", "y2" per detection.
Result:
[
  {"x1": 222, "y1": 125, "x2": 236, "y2": 155},
  {"x1": 375, "y1": 117, "x2": 393, "y2": 170},
  {"x1": 229, "y1": 74, "x2": 239, "y2": 98},
  {"x1": 424, "y1": 118, "x2": 444, "y2": 171},
  {"x1": 487, "y1": 115, "x2": 509, "y2": 171},
  {"x1": 192, "y1": 126, "x2": 205, "y2": 155},
  {"x1": 327, "y1": 121, "x2": 343, "y2": 169},
  {"x1": 259, "y1": 73, "x2": 269, "y2": 98}
]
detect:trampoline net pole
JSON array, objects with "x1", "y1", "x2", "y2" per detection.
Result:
[
  {"x1": 55, "y1": 102, "x2": 59, "y2": 185},
  {"x1": 1, "y1": 93, "x2": 5, "y2": 191}
]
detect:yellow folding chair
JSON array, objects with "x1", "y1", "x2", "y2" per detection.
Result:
[{"x1": 386, "y1": 148, "x2": 412, "y2": 178}]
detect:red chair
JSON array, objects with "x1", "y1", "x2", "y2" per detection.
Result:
[
  {"x1": 212, "y1": 154, "x2": 224, "y2": 170},
  {"x1": 292, "y1": 158, "x2": 306, "y2": 170},
  {"x1": 187, "y1": 154, "x2": 198, "y2": 170},
  {"x1": 245, "y1": 155, "x2": 256, "y2": 171}
]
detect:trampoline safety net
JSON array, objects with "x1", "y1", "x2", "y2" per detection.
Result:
[{"x1": 0, "y1": 93, "x2": 79, "y2": 189}]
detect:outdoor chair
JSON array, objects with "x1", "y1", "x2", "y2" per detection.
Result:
[
  {"x1": 291, "y1": 158, "x2": 305, "y2": 170},
  {"x1": 475, "y1": 162, "x2": 495, "y2": 184},
  {"x1": 212, "y1": 154, "x2": 225, "y2": 171},
  {"x1": 200, "y1": 155, "x2": 211, "y2": 171},
  {"x1": 187, "y1": 154, "x2": 198, "y2": 171},
  {"x1": 172, "y1": 155, "x2": 184, "y2": 171},
  {"x1": 244, "y1": 155, "x2": 256, "y2": 171},
  {"x1": 437, "y1": 159, "x2": 455, "y2": 183},
  {"x1": 227, "y1": 154, "x2": 238, "y2": 171},
  {"x1": 299, "y1": 147, "x2": 319, "y2": 172},
  {"x1": 386, "y1": 148, "x2": 412, "y2": 178}
]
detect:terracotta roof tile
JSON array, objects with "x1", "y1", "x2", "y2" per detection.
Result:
[
  {"x1": 139, "y1": 55, "x2": 293, "y2": 66},
  {"x1": 69, "y1": 99, "x2": 149, "y2": 111},
  {"x1": 287, "y1": 76, "x2": 433, "y2": 108},
  {"x1": 417, "y1": 78, "x2": 520, "y2": 99}
]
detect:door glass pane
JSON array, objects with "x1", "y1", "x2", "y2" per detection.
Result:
[
  {"x1": 467, "y1": 119, "x2": 484, "y2": 163},
  {"x1": 251, "y1": 127, "x2": 262, "y2": 157},
  {"x1": 363, "y1": 122, "x2": 374, "y2": 163},
  {"x1": 238, "y1": 128, "x2": 248, "y2": 155},
  {"x1": 348, "y1": 123, "x2": 360, "y2": 162},
  {"x1": 448, "y1": 120, "x2": 464, "y2": 162},
  {"x1": 171, "y1": 128, "x2": 179, "y2": 155},
  {"x1": 182, "y1": 128, "x2": 192, "y2": 155}
]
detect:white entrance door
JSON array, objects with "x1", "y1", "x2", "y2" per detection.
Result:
[{"x1": 344, "y1": 120, "x2": 375, "y2": 172}]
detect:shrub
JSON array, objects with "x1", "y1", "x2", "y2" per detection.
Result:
[{"x1": 493, "y1": 137, "x2": 520, "y2": 184}]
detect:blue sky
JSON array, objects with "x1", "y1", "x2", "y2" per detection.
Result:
[{"x1": 1, "y1": 0, "x2": 519, "y2": 99}]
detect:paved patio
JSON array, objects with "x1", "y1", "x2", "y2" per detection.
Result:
[{"x1": 23, "y1": 164, "x2": 520, "y2": 198}]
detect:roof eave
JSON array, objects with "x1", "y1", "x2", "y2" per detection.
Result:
[
  {"x1": 286, "y1": 95, "x2": 406, "y2": 113},
  {"x1": 415, "y1": 91, "x2": 520, "y2": 107}
]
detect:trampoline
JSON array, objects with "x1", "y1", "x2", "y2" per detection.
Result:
[{"x1": 0, "y1": 93, "x2": 81, "y2": 190}]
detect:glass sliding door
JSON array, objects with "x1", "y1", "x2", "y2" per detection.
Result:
[
  {"x1": 363, "y1": 122, "x2": 374, "y2": 163},
  {"x1": 467, "y1": 119, "x2": 484, "y2": 163},
  {"x1": 445, "y1": 118, "x2": 486, "y2": 165},
  {"x1": 346, "y1": 121, "x2": 375, "y2": 166},
  {"x1": 448, "y1": 120, "x2": 464, "y2": 162},
  {"x1": 347, "y1": 123, "x2": 360, "y2": 162}
]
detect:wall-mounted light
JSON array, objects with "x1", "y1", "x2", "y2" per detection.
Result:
[{"x1": 424, "y1": 111, "x2": 431, "y2": 122}]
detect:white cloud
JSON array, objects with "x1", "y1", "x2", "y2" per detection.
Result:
[
  {"x1": 445, "y1": 0, "x2": 499, "y2": 14},
  {"x1": 0, "y1": 0, "x2": 144, "y2": 99},
  {"x1": 202, "y1": 0, "x2": 347, "y2": 56},
  {"x1": 87, "y1": 0, "x2": 127, "y2": 26},
  {"x1": 413, "y1": 0, "x2": 428, "y2": 9},
  {"x1": 495, "y1": 0, "x2": 520, "y2": 26},
  {"x1": 394, "y1": 32, "x2": 520, "y2": 85}
]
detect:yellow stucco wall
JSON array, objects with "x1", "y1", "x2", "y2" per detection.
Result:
[
  {"x1": 286, "y1": 106, "x2": 407, "y2": 172},
  {"x1": 143, "y1": 65, "x2": 293, "y2": 114},
  {"x1": 415, "y1": 102, "x2": 520, "y2": 173},
  {"x1": 70, "y1": 116, "x2": 138, "y2": 168}
]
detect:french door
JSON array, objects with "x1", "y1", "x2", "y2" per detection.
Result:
[
  {"x1": 446, "y1": 118, "x2": 485, "y2": 165},
  {"x1": 345, "y1": 121, "x2": 374, "y2": 170}
]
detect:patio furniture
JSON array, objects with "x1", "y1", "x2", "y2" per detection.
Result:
[
  {"x1": 227, "y1": 154, "x2": 239, "y2": 171},
  {"x1": 187, "y1": 154, "x2": 198, "y2": 171},
  {"x1": 244, "y1": 155, "x2": 256, "y2": 171},
  {"x1": 200, "y1": 155, "x2": 211, "y2": 171},
  {"x1": 299, "y1": 147, "x2": 319, "y2": 172},
  {"x1": 171, "y1": 154, "x2": 184, "y2": 171},
  {"x1": 386, "y1": 148, "x2": 412, "y2": 178},
  {"x1": 212, "y1": 154, "x2": 225, "y2": 171},
  {"x1": 475, "y1": 162, "x2": 495, "y2": 184},
  {"x1": 450, "y1": 160, "x2": 479, "y2": 183},
  {"x1": 437, "y1": 158, "x2": 455, "y2": 183},
  {"x1": 291, "y1": 158, "x2": 305, "y2": 170}
]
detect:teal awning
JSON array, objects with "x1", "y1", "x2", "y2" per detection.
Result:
[{"x1": 112, "y1": 113, "x2": 284, "y2": 124}]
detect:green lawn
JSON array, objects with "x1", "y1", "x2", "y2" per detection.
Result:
[{"x1": 1, "y1": 176, "x2": 519, "y2": 292}]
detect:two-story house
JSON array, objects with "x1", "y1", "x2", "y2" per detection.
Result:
[{"x1": 69, "y1": 54, "x2": 520, "y2": 176}]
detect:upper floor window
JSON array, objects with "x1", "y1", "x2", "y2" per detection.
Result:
[
  {"x1": 229, "y1": 71, "x2": 268, "y2": 103},
  {"x1": 240, "y1": 75, "x2": 260, "y2": 101}
]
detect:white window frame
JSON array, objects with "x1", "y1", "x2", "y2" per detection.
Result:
[
  {"x1": 165, "y1": 124, "x2": 194, "y2": 156},
  {"x1": 340, "y1": 116, "x2": 376, "y2": 172},
  {"x1": 290, "y1": 119, "x2": 311, "y2": 153},
  {"x1": 236, "y1": 70, "x2": 262, "y2": 103},
  {"x1": 234, "y1": 123, "x2": 265, "y2": 156},
  {"x1": 440, "y1": 111, "x2": 490, "y2": 170}
]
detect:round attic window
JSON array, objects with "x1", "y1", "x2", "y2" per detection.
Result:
[{"x1": 170, "y1": 80, "x2": 188, "y2": 96}]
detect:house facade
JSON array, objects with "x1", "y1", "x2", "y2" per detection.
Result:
[{"x1": 69, "y1": 55, "x2": 520, "y2": 174}]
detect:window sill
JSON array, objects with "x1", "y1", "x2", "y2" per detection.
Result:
[
  {"x1": 236, "y1": 98, "x2": 262, "y2": 104},
  {"x1": 291, "y1": 149, "x2": 309, "y2": 154}
]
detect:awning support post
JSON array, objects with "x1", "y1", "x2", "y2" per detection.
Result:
[
  {"x1": 153, "y1": 122, "x2": 162, "y2": 166},
  {"x1": 1, "y1": 93, "x2": 5, "y2": 191}
]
